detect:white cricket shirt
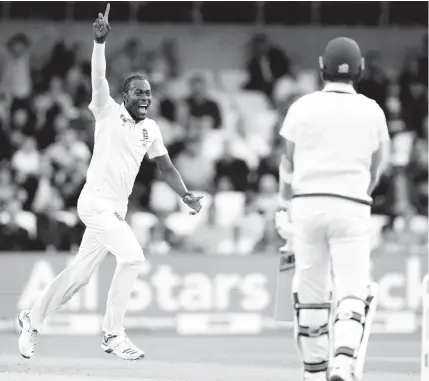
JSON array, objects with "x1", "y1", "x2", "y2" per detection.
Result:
[
  {"x1": 279, "y1": 82, "x2": 390, "y2": 203},
  {"x1": 85, "y1": 100, "x2": 167, "y2": 203},
  {"x1": 81, "y1": 42, "x2": 168, "y2": 205}
]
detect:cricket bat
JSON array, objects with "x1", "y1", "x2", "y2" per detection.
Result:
[
  {"x1": 353, "y1": 282, "x2": 379, "y2": 380},
  {"x1": 274, "y1": 242, "x2": 295, "y2": 321}
]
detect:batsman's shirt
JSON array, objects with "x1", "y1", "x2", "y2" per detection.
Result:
[
  {"x1": 279, "y1": 82, "x2": 390, "y2": 204},
  {"x1": 83, "y1": 43, "x2": 167, "y2": 204}
]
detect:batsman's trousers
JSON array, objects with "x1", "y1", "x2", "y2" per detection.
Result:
[{"x1": 290, "y1": 195, "x2": 372, "y2": 303}]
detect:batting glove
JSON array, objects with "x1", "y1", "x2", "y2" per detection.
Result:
[{"x1": 275, "y1": 209, "x2": 293, "y2": 241}]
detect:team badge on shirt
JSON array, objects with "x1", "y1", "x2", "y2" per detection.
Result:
[
  {"x1": 140, "y1": 128, "x2": 149, "y2": 148},
  {"x1": 114, "y1": 212, "x2": 124, "y2": 221}
]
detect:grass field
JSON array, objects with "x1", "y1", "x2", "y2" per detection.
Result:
[{"x1": 0, "y1": 332, "x2": 421, "y2": 381}]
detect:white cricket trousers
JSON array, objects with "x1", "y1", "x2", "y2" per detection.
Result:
[
  {"x1": 291, "y1": 196, "x2": 372, "y2": 303},
  {"x1": 30, "y1": 188, "x2": 145, "y2": 335},
  {"x1": 290, "y1": 196, "x2": 372, "y2": 368}
]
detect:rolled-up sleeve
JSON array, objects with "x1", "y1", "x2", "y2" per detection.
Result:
[{"x1": 279, "y1": 101, "x2": 301, "y2": 143}]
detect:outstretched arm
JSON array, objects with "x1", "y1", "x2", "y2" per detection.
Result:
[
  {"x1": 89, "y1": 4, "x2": 112, "y2": 118},
  {"x1": 153, "y1": 153, "x2": 203, "y2": 215}
]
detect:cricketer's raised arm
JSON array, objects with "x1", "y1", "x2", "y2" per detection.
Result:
[
  {"x1": 89, "y1": 3, "x2": 112, "y2": 118},
  {"x1": 153, "y1": 152, "x2": 203, "y2": 216}
]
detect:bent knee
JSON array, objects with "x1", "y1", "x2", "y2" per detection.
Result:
[{"x1": 118, "y1": 249, "x2": 145, "y2": 266}]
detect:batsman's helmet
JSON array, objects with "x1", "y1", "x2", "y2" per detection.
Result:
[{"x1": 319, "y1": 37, "x2": 365, "y2": 82}]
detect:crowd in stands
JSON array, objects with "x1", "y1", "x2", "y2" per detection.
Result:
[{"x1": 0, "y1": 30, "x2": 427, "y2": 254}]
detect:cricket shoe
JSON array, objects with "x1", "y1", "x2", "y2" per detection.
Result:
[
  {"x1": 18, "y1": 310, "x2": 38, "y2": 359},
  {"x1": 329, "y1": 365, "x2": 354, "y2": 381},
  {"x1": 303, "y1": 371, "x2": 328, "y2": 381},
  {"x1": 101, "y1": 333, "x2": 145, "y2": 360}
]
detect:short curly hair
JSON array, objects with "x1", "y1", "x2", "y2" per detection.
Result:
[{"x1": 123, "y1": 73, "x2": 148, "y2": 93}]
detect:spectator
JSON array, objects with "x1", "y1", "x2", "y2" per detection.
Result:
[
  {"x1": 182, "y1": 75, "x2": 222, "y2": 132},
  {"x1": 0, "y1": 199, "x2": 36, "y2": 251},
  {"x1": 253, "y1": 173, "x2": 278, "y2": 218},
  {"x1": 152, "y1": 81, "x2": 178, "y2": 123},
  {"x1": 109, "y1": 38, "x2": 144, "y2": 89},
  {"x1": 10, "y1": 107, "x2": 35, "y2": 137},
  {"x1": 45, "y1": 129, "x2": 91, "y2": 173},
  {"x1": 399, "y1": 51, "x2": 428, "y2": 135},
  {"x1": 251, "y1": 174, "x2": 281, "y2": 252},
  {"x1": 11, "y1": 136, "x2": 41, "y2": 210},
  {"x1": 252, "y1": 142, "x2": 282, "y2": 190},
  {"x1": 0, "y1": 34, "x2": 32, "y2": 110},
  {"x1": 146, "y1": 223, "x2": 172, "y2": 255},
  {"x1": 11, "y1": 136, "x2": 40, "y2": 180},
  {"x1": 65, "y1": 42, "x2": 91, "y2": 108},
  {"x1": 418, "y1": 33, "x2": 428, "y2": 86},
  {"x1": 143, "y1": 50, "x2": 168, "y2": 86},
  {"x1": 407, "y1": 116, "x2": 428, "y2": 216},
  {"x1": 40, "y1": 41, "x2": 73, "y2": 84},
  {"x1": 35, "y1": 104, "x2": 62, "y2": 150},
  {"x1": 243, "y1": 34, "x2": 291, "y2": 100},
  {"x1": 31, "y1": 158, "x2": 59, "y2": 212},
  {"x1": 356, "y1": 51, "x2": 390, "y2": 117},
  {"x1": 0, "y1": 113, "x2": 12, "y2": 162},
  {"x1": 36, "y1": 201, "x2": 72, "y2": 252},
  {"x1": 160, "y1": 39, "x2": 180, "y2": 80},
  {"x1": 147, "y1": 95, "x2": 185, "y2": 148},
  {"x1": 58, "y1": 157, "x2": 87, "y2": 209},
  {"x1": 0, "y1": 164, "x2": 27, "y2": 209},
  {"x1": 44, "y1": 77, "x2": 77, "y2": 119},
  {"x1": 214, "y1": 141, "x2": 250, "y2": 192},
  {"x1": 31, "y1": 158, "x2": 73, "y2": 251}
]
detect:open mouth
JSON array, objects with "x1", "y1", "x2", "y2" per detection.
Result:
[{"x1": 138, "y1": 105, "x2": 147, "y2": 113}]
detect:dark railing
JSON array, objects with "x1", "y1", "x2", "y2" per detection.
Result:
[{"x1": 1, "y1": 1, "x2": 427, "y2": 26}]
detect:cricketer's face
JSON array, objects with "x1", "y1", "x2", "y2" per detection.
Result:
[{"x1": 123, "y1": 79, "x2": 152, "y2": 121}]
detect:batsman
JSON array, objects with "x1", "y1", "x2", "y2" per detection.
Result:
[{"x1": 275, "y1": 37, "x2": 390, "y2": 381}]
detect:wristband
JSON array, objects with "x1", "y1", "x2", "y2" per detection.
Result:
[{"x1": 95, "y1": 37, "x2": 107, "y2": 44}]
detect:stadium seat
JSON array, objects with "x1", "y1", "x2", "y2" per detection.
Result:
[
  {"x1": 213, "y1": 191, "x2": 246, "y2": 228},
  {"x1": 232, "y1": 90, "x2": 271, "y2": 115},
  {"x1": 219, "y1": 69, "x2": 249, "y2": 93},
  {"x1": 183, "y1": 69, "x2": 217, "y2": 88},
  {"x1": 370, "y1": 214, "x2": 389, "y2": 249},
  {"x1": 296, "y1": 69, "x2": 319, "y2": 93},
  {"x1": 391, "y1": 131, "x2": 415, "y2": 166},
  {"x1": 15, "y1": 211, "x2": 38, "y2": 239},
  {"x1": 164, "y1": 77, "x2": 190, "y2": 100},
  {"x1": 243, "y1": 109, "x2": 279, "y2": 143},
  {"x1": 149, "y1": 181, "x2": 179, "y2": 213},
  {"x1": 55, "y1": 211, "x2": 79, "y2": 228},
  {"x1": 164, "y1": 212, "x2": 202, "y2": 237},
  {"x1": 409, "y1": 215, "x2": 428, "y2": 234},
  {"x1": 129, "y1": 211, "x2": 159, "y2": 247}
]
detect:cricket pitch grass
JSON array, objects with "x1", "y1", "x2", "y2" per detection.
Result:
[{"x1": 0, "y1": 333, "x2": 420, "y2": 381}]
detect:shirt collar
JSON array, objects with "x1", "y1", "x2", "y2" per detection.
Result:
[
  {"x1": 322, "y1": 82, "x2": 356, "y2": 94},
  {"x1": 119, "y1": 103, "x2": 136, "y2": 124}
]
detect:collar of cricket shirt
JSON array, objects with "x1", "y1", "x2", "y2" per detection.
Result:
[
  {"x1": 322, "y1": 82, "x2": 356, "y2": 94},
  {"x1": 120, "y1": 103, "x2": 138, "y2": 125}
]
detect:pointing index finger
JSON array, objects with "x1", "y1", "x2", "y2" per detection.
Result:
[{"x1": 104, "y1": 3, "x2": 110, "y2": 22}]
